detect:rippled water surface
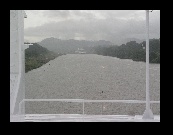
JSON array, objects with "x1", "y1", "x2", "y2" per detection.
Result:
[{"x1": 25, "y1": 54, "x2": 160, "y2": 115}]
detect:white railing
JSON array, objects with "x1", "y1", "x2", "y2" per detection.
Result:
[{"x1": 19, "y1": 99, "x2": 160, "y2": 115}]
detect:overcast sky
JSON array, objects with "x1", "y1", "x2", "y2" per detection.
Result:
[{"x1": 24, "y1": 10, "x2": 160, "y2": 45}]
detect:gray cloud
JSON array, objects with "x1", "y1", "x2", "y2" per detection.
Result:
[
  {"x1": 24, "y1": 10, "x2": 160, "y2": 44},
  {"x1": 43, "y1": 10, "x2": 71, "y2": 18}
]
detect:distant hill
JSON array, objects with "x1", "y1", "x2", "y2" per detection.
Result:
[
  {"x1": 94, "y1": 39, "x2": 160, "y2": 64},
  {"x1": 38, "y1": 37, "x2": 113, "y2": 54},
  {"x1": 122, "y1": 38, "x2": 145, "y2": 45},
  {"x1": 25, "y1": 43, "x2": 50, "y2": 57},
  {"x1": 25, "y1": 43, "x2": 63, "y2": 72}
]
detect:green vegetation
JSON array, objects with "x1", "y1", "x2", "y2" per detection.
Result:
[
  {"x1": 25, "y1": 43, "x2": 63, "y2": 73},
  {"x1": 94, "y1": 39, "x2": 160, "y2": 63}
]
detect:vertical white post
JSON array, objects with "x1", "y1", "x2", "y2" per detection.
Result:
[
  {"x1": 10, "y1": 10, "x2": 26, "y2": 121},
  {"x1": 83, "y1": 101, "x2": 85, "y2": 115},
  {"x1": 142, "y1": 10, "x2": 154, "y2": 119},
  {"x1": 101, "y1": 91, "x2": 103, "y2": 115}
]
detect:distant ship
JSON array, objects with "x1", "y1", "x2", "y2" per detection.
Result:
[{"x1": 75, "y1": 48, "x2": 86, "y2": 54}]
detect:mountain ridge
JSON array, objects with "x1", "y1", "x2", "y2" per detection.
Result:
[{"x1": 38, "y1": 37, "x2": 115, "y2": 54}]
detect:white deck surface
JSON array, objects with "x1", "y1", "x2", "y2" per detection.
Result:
[{"x1": 10, "y1": 114, "x2": 160, "y2": 122}]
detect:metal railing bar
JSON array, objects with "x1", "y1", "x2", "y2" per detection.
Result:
[
  {"x1": 23, "y1": 99, "x2": 160, "y2": 104},
  {"x1": 20, "y1": 99, "x2": 160, "y2": 116},
  {"x1": 23, "y1": 99, "x2": 84, "y2": 102}
]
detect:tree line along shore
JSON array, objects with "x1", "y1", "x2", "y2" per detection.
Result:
[{"x1": 94, "y1": 39, "x2": 160, "y2": 64}]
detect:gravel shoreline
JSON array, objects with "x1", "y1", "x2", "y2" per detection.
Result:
[{"x1": 25, "y1": 54, "x2": 160, "y2": 115}]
